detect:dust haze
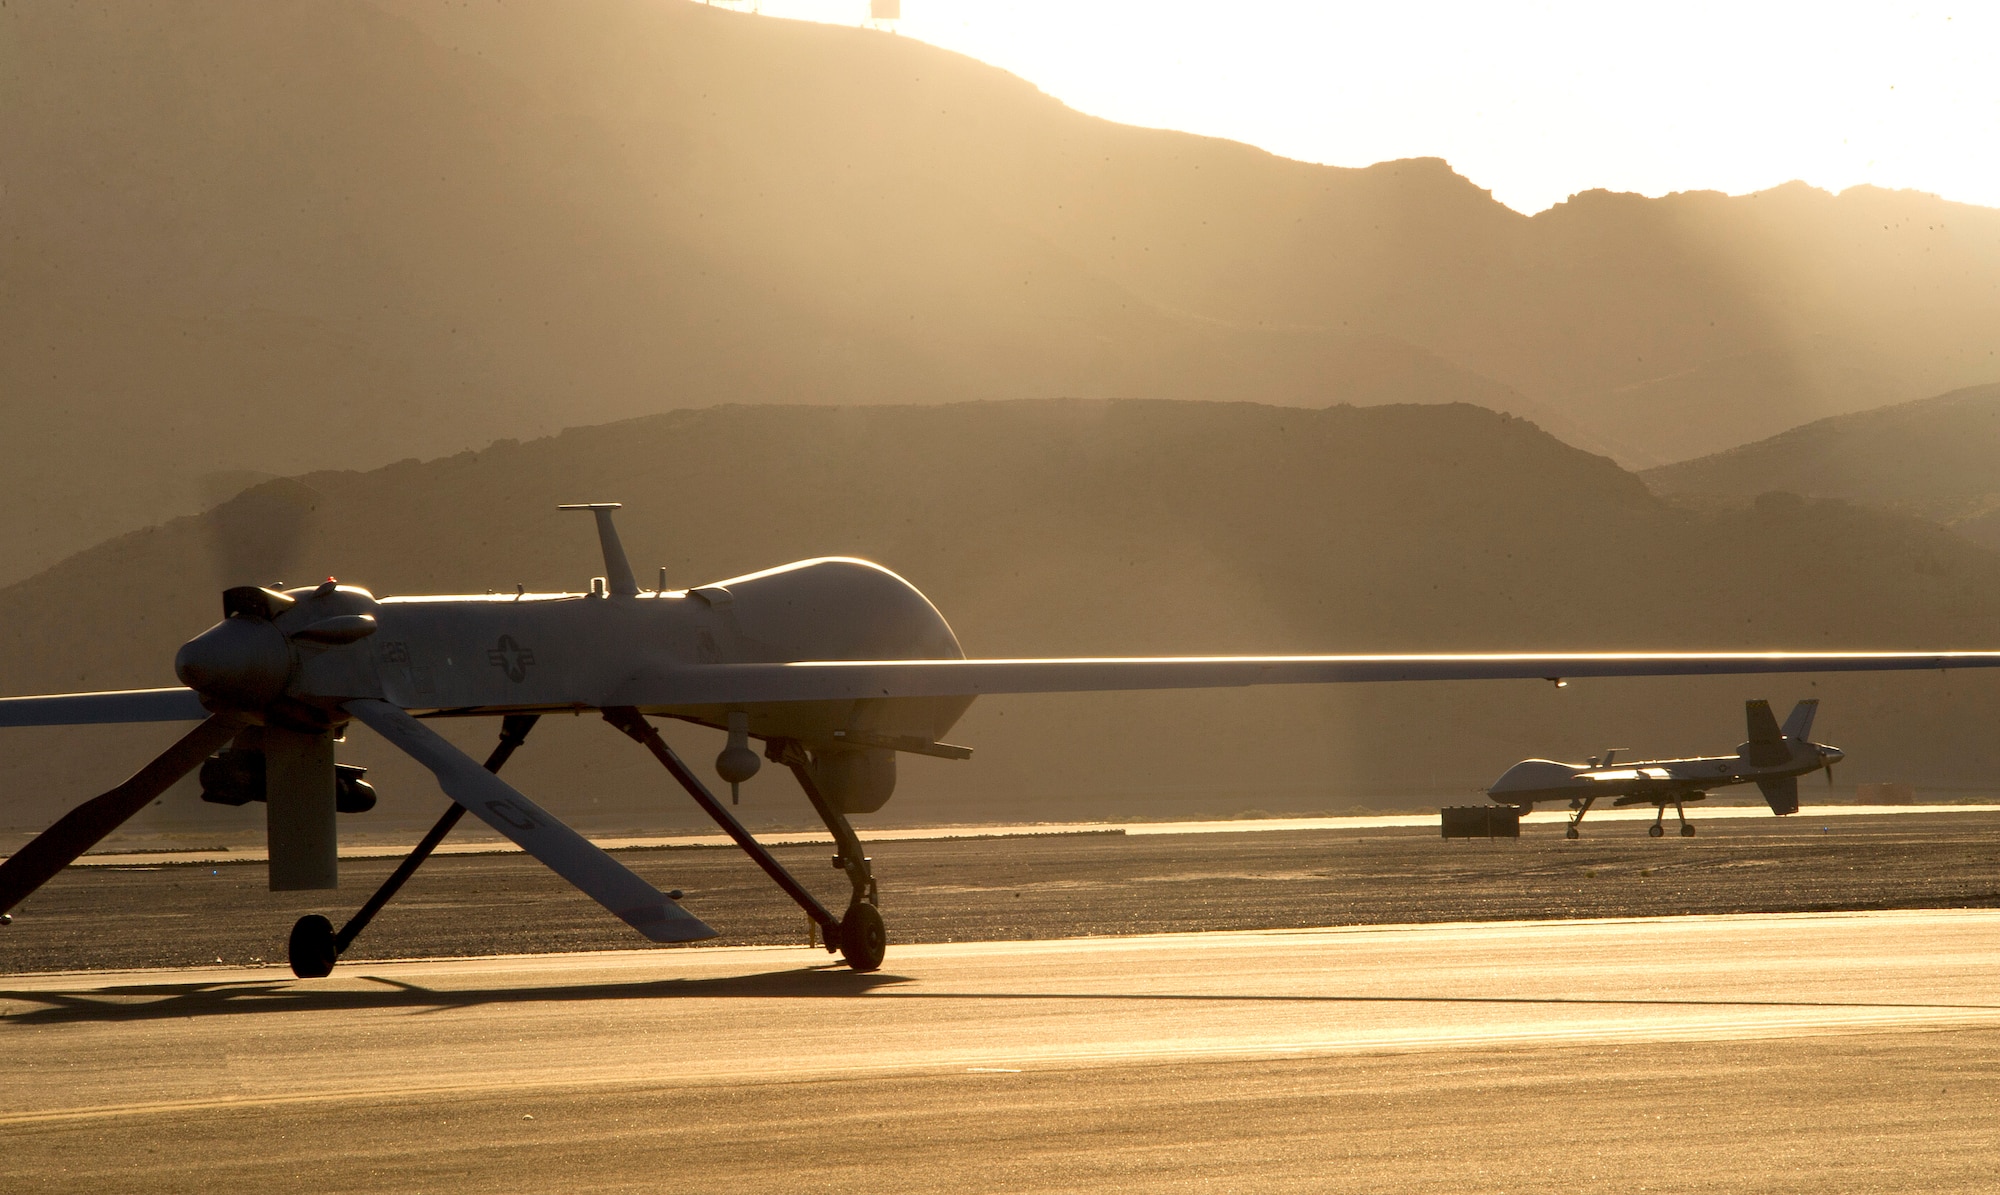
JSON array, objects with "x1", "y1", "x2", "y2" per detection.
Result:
[{"x1": 4, "y1": 0, "x2": 2000, "y2": 838}]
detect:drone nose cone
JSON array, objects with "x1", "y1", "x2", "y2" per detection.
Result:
[
  {"x1": 1821, "y1": 745, "x2": 1845, "y2": 766},
  {"x1": 174, "y1": 617, "x2": 292, "y2": 708}
]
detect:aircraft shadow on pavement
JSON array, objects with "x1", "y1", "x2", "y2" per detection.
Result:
[
  {"x1": 0, "y1": 965, "x2": 910, "y2": 1025},
  {"x1": 5, "y1": 967, "x2": 1999, "y2": 1027}
]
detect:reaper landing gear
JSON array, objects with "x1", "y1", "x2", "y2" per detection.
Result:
[
  {"x1": 604, "y1": 710, "x2": 887, "y2": 972},
  {"x1": 1626, "y1": 791, "x2": 1702, "y2": 840},
  {"x1": 1659, "y1": 794, "x2": 1700, "y2": 838},
  {"x1": 1565, "y1": 795, "x2": 1597, "y2": 839},
  {"x1": 1675, "y1": 793, "x2": 1698, "y2": 836},
  {"x1": 286, "y1": 714, "x2": 539, "y2": 979}
]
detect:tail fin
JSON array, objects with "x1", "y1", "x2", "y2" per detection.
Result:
[
  {"x1": 1781, "y1": 698, "x2": 1819, "y2": 742},
  {"x1": 1742, "y1": 699, "x2": 1789, "y2": 765},
  {"x1": 1756, "y1": 774, "x2": 1799, "y2": 815},
  {"x1": 1745, "y1": 699, "x2": 1783, "y2": 745}
]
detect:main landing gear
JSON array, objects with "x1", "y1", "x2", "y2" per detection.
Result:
[
  {"x1": 603, "y1": 709, "x2": 887, "y2": 972},
  {"x1": 287, "y1": 714, "x2": 540, "y2": 978},
  {"x1": 1648, "y1": 794, "x2": 1700, "y2": 838},
  {"x1": 1569, "y1": 791, "x2": 1705, "y2": 840},
  {"x1": 1607, "y1": 790, "x2": 1703, "y2": 840}
]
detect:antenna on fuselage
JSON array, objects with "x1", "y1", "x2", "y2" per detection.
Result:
[{"x1": 557, "y1": 503, "x2": 639, "y2": 597}]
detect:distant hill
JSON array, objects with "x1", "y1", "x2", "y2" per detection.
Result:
[
  {"x1": 1644, "y1": 384, "x2": 2000, "y2": 549},
  {"x1": 5, "y1": 400, "x2": 2000, "y2": 844},
  {"x1": 5, "y1": 1, "x2": 1999, "y2": 584}
]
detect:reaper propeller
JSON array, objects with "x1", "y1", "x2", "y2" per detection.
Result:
[{"x1": 7, "y1": 503, "x2": 2000, "y2": 978}]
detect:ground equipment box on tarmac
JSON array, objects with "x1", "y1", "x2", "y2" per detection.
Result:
[{"x1": 1440, "y1": 805, "x2": 1521, "y2": 838}]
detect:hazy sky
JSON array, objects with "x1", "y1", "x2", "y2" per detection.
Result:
[{"x1": 737, "y1": 1, "x2": 2000, "y2": 214}]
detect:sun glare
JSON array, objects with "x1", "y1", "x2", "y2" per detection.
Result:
[{"x1": 738, "y1": 0, "x2": 2000, "y2": 212}]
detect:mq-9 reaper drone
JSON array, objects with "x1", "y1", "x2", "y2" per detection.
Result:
[
  {"x1": 3, "y1": 505, "x2": 1994, "y2": 977},
  {"x1": 1487, "y1": 698, "x2": 1844, "y2": 838}
]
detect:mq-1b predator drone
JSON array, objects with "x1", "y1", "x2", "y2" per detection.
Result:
[{"x1": 2, "y1": 505, "x2": 1995, "y2": 977}]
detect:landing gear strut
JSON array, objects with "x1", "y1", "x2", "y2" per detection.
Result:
[
  {"x1": 604, "y1": 710, "x2": 886, "y2": 972},
  {"x1": 770, "y1": 738, "x2": 885, "y2": 972},
  {"x1": 287, "y1": 714, "x2": 539, "y2": 979},
  {"x1": 1645, "y1": 794, "x2": 1699, "y2": 839},
  {"x1": 1565, "y1": 795, "x2": 1596, "y2": 839}
]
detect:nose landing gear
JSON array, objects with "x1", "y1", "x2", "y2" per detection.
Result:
[
  {"x1": 286, "y1": 714, "x2": 540, "y2": 979},
  {"x1": 1565, "y1": 795, "x2": 1597, "y2": 839}
]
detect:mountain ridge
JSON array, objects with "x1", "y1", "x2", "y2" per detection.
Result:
[
  {"x1": 1644, "y1": 383, "x2": 2000, "y2": 548},
  {"x1": 5, "y1": 0, "x2": 1997, "y2": 585}
]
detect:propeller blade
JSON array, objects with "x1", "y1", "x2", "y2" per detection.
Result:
[
  {"x1": 343, "y1": 699, "x2": 714, "y2": 943},
  {"x1": 1826, "y1": 763, "x2": 1836, "y2": 788},
  {"x1": 0, "y1": 712, "x2": 249, "y2": 915}
]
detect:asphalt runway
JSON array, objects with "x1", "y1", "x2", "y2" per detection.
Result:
[
  {"x1": 5, "y1": 910, "x2": 1999, "y2": 1192},
  {"x1": 8, "y1": 810, "x2": 2000, "y2": 973}
]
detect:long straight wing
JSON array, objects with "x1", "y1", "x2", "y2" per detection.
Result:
[
  {"x1": 612, "y1": 652, "x2": 2000, "y2": 706},
  {"x1": 0, "y1": 688, "x2": 208, "y2": 727},
  {"x1": 344, "y1": 699, "x2": 715, "y2": 944},
  {"x1": 13, "y1": 653, "x2": 2000, "y2": 725}
]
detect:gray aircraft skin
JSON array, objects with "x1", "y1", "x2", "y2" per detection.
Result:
[
  {"x1": 2, "y1": 505, "x2": 1995, "y2": 977},
  {"x1": 1487, "y1": 699, "x2": 1842, "y2": 838}
]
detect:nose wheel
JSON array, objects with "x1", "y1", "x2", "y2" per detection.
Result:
[{"x1": 287, "y1": 914, "x2": 337, "y2": 978}]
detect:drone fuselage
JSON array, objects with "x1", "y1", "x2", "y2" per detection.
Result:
[
  {"x1": 186, "y1": 556, "x2": 975, "y2": 754},
  {"x1": 1486, "y1": 742, "x2": 1840, "y2": 807}
]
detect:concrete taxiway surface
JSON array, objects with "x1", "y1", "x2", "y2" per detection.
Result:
[{"x1": 5, "y1": 910, "x2": 1999, "y2": 1191}]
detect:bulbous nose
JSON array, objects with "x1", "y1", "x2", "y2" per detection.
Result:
[{"x1": 174, "y1": 617, "x2": 292, "y2": 709}]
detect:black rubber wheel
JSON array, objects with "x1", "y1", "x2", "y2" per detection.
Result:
[
  {"x1": 1564, "y1": 826, "x2": 1579, "y2": 840},
  {"x1": 1680, "y1": 823, "x2": 1697, "y2": 837},
  {"x1": 1647, "y1": 823, "x2": 1665, "y2": 838},
  {"x1": 838, "y1": 903, "x2": 887, "y2": 973},
  {"x1": 288, "y1": 914, "x2": 338, "y2": 979}
]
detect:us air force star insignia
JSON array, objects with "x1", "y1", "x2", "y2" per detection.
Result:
[{"x1": 487, "y1": 635, "x2": 537, "y2": 683}]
